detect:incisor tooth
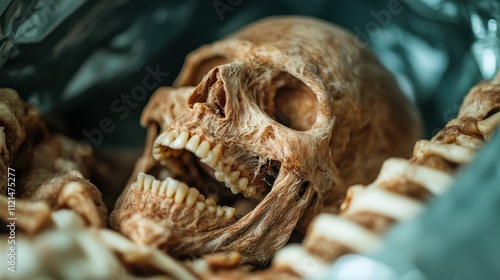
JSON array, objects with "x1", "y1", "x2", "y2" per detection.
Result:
[
  {"x1": 216, "y1": 206, "x2": 224, "y2": 217},
  {"x1": 185, "y1": 135, "x2": 201, "y2": 152},
  {"x1": 224, "y1": 207, "x2": 236, "y2": 219},
  {"x1": 162, "y1": 130, "x2": 179, "y2": 146},
  {"x1": 154, "y1": 132, "x2": 167, "y2": 146},
  {"x1": 207, "y1": 206, "x2": 216, "y2": 214},
  {"x1": 196, "y1": 201, "x2": 206, "y2": 211},
  {"x1": 170, "y1": 131, "x2": 189, "y2": 149},
  {"x1": 195, "y1": 141, "x2": 211, "y2": 158},
  {"x1": 143, "y1": 174, "x2": 154, "y2": 191},
  {"x1": 158, "y1": 181, "x2": 168, "y2": 195},
  {"x1": 166, "y1": 178, "x2": 180, "y2": 198},
  {"x1": 185, "y1": 188, "x2": 200, "y2": 208},
  {"x1": 214, "y1": 171, "x2": 225, "y2": 182},
  {"x1": 174, "y1": 183, "x2": 189, "y2": 204},
  {"x1": 137, "y1": 172, "x2": 146, "y2": 189}
]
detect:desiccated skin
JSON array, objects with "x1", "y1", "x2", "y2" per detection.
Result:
[
  {"x1": 271, "y1": 73, "x2": 500, "y2": 278},
  {"x1": 111, "y1": 16, "x2": 422, "y2": 266}
]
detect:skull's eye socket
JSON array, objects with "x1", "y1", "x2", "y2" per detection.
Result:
[
  {"x1": 270, "y1": 73, "x2": 318, "y2": 131},
  {"x1": 188, "y1": 56, "x2": 231, "y2": 86}
]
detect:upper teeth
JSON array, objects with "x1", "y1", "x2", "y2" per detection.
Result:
[
  {"x1": 153, "y1": 130, "x2": 256, "y2": 197},
  {"x1": 135, "y1": 172, "x2": 236, "y2": 219}
]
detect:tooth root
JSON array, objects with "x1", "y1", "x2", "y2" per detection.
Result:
[
  {"x1": 195, "y1": 141, "x2": 211, "y2": 158},
  {"x1": 229, "y1": 171, "x2": 240, "y2": 184},
  {"x1": 196, "y1": 201, "x2": 206, "y2": 211},
  {"x1": 174, "y1": 183, "x2": 189, "y2": 204},
  {"x1": 214, "y1": 170, "x2": 225, "y2": 182},
  {"x1": 162, "y1": 130, "x2": 179, "y2": 146},
  {"x1": 158, "y1": 181, "x2": 168, "y2": 195},
  {"x1": 205, "y1": 198, "x2": 216, "y2": 207},
  {"x1": 185, "y1": 135, "x2": 201, "y2": 152},
  {"x1": 224, "y1": 207, "x2": 236, "y2": 219},
  {"x1": 151, "y1": 179, "x2": 161, "y2": 193},
  {"x1": 166, "y1": 178, "x2": 180, "y2": 198},
  {"x1": 185, "y1": 188, "x2": 200, "y2": 208},
  {"x1": 207, "y1": 206, "x2": 216, "y2": 215},
  {"x1": 216, "y1": 206, "x2": 224, "y2": 217},
  {"x1": 170, "y1": 131, "x2": 189, "y2": 149}
]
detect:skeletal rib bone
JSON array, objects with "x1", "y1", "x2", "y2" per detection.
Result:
[{"x1": 272, "y1": 73, "x2": 500, "y2": 278}]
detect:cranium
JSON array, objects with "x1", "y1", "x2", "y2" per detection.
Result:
[{"x1": 111, "y1": 16, "x2": 421, "y2": 265}]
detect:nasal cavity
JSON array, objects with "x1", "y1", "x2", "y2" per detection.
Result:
[{"x1": 188, "y1": 68, "x2": 228, "y2": 118}]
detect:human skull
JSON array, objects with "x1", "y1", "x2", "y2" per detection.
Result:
[{"x1": 111, "y1": 16, "x2": 421, "y2": 265}]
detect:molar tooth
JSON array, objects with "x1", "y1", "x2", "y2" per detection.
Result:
[
  {"x1": 185, "y1": 188, "x2": 200, "y2": 208},
  {"x1": 242, "y1": 188, "x2": 256, "y2": 198},
  {"x1": 229, "y1": 171, "x2": 240, "y2": 184},
  {"x1": 205, "y1": 198, "x2": 216, "y2": 207},
  {"x1": 195, "y1": 141, "x2": 211, "y2": 158},
  {"x1": 214, "y1": 170, "x2": 225, "y2": 182},
  {"x1": 174, "y1": 183, "x2": 189, "y2": 204},
  {"x1": 170, "y1": 131, "x2": 189, "y2": 149},
  {"x1": 198, "y1": 194, "x2": 206, "y2": 201},
  {"x1": 196, "y1": 201, "x2": 206, "y2": 211},
  {"x1": 185, "y1": 135, "x2": 201, "y2": 152},
  {"x1": 151, "y1": 179, "x2": 161, "y2": 193},
  {"x1": 162, "y1": 130, "x2": 179, "y2": 146},
  {"x1": 224, "y1": 169, "x2": 237, "y2": 186},
  {"x1": 207, "y1": 206, "x2": 216, "y2": 215},
  {"x1": 216, "y1": 206, "x2": 224, "y2": 217},
  {"x1": 224, "y1": 207, "x2": 236, "y2": 219},
  {"x1": 166, "y1": 178, "x2": 180, "y2": 198},
  {"x1": 237, "y1": 177, "x2": 249, "y2": 191},
  {"x1": 230, "y1": 186, "x2": 241, "y2": 194}
]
